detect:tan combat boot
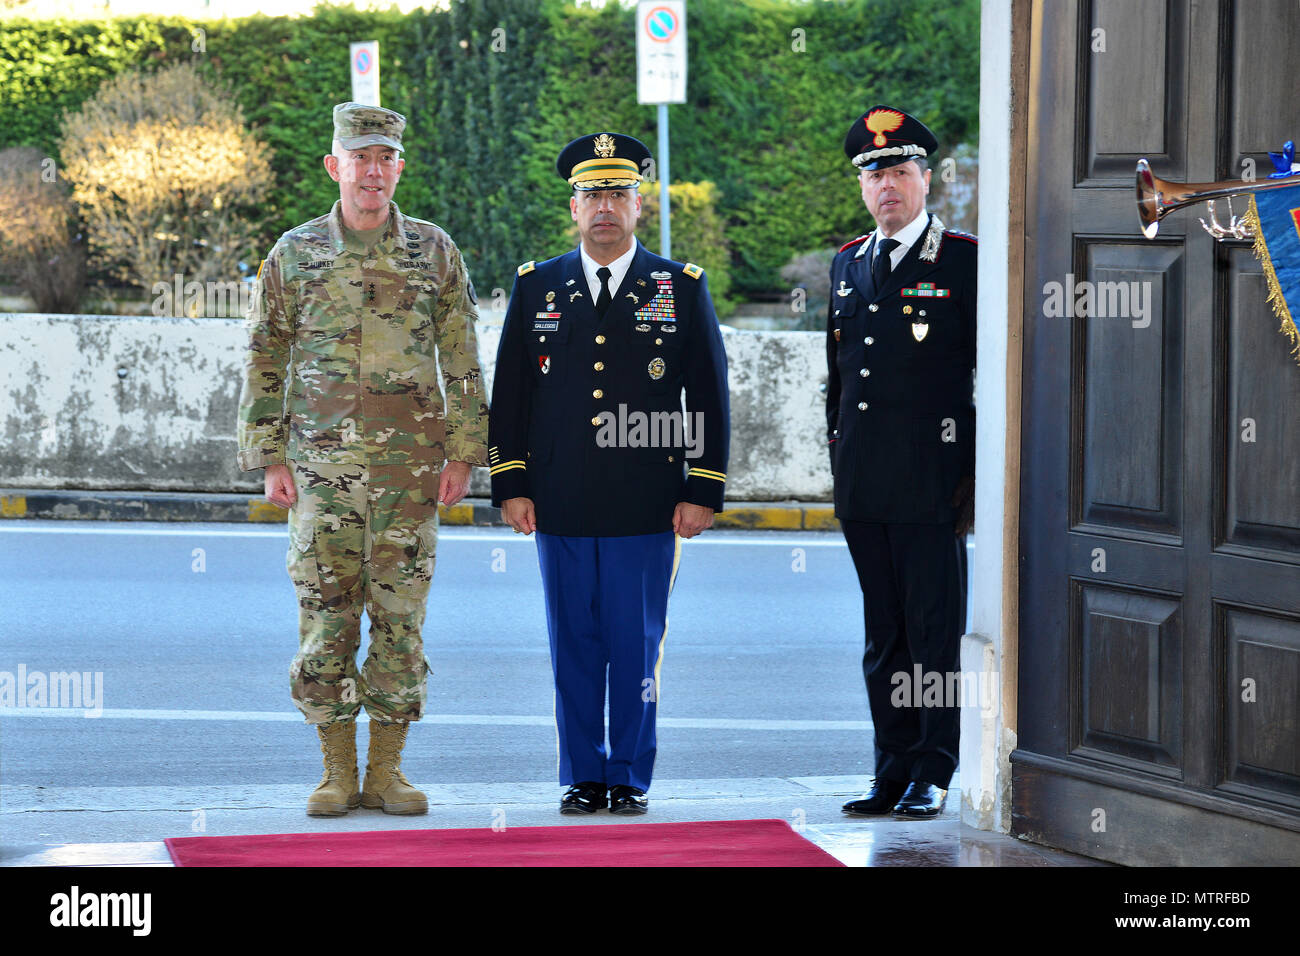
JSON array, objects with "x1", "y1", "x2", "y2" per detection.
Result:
[
  {"x1": 307, "y1": 719, "x2": 361, "y2": 817},
  {"x1": 361, "y1": 720, "x2": 428, "y2": 815}
]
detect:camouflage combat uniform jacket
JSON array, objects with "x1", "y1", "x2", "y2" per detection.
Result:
[{"x1": 237, "y1": 200, "x2": 488, "y2": 472}]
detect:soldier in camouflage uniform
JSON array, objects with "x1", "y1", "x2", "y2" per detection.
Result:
[{"x1": 237, "y1": 103, "x2": 488, "y2": 817}]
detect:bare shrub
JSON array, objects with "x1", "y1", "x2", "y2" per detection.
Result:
[
  {"x1": 58, "y1": 62, "x2": 272, "y2": 297},
  {"x1": 0, "y1": 146, "x2": 87, "y2": 313}
]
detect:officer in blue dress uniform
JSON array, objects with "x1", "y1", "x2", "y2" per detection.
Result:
[
  {"x1": 827, "y1": 106, "x2": 977, "y2": 817},
  {"x1": 488, "y1": 132, "x2": 730, "y2": 814}
]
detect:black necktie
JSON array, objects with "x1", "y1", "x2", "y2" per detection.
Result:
[
  {"x1": 596, "y1": 266, "x2": 612, "y2": 317},
  {"x1": 872, "y1": 237, "x2": 899, "y2": 290}
]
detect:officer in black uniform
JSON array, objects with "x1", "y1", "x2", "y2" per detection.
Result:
[
  {"x1": 488, "y1": 132, "x2": 730, "y2": 815},
  {"x1": 827, "y1": 106, "x2": 976, "y2": 817}
]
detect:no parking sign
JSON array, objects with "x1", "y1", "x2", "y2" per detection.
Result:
[
  {"x1": 637, "y1": 2, "x2": 687, "y2": 104},
  {"x1": 350, "y1": 41, "x2": 380, "y2": 106}
]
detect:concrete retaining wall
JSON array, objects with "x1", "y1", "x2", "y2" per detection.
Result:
[{"x1": 1, "y1": 313, "x2": 834, "y2": 501}]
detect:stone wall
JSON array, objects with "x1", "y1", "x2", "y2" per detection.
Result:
[{"x1": 1, "y1": 313, "x2": 834, "y2": 502}]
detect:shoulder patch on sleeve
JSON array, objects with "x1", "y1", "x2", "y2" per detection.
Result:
[
  {"x1": 682, "y1": 262, "x2": 703, "y2": 280},
  {"x1": 838, "y1": 234, "x2": 870, "y2": 254},
  {"x1": 943, "y1": 229, "x2": 977, "y2": 244},
  {"x1": 517, "y1": 260, "x2": 536, "y2": 276}
]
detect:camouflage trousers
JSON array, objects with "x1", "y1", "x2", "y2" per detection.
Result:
[{"x1": 286, "y1": 459, "x2": 439, "y2": 724}]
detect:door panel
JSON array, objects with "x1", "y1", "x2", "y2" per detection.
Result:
[
  {"x1": 1227, "y1": 0, "x2": 1300, "y2": 166},
  {"x1": 1080, "y1": 0, "x2": 1187, "y2": 182},
  {"x1": 1076, "y1": 241, "x2": 1184, "y2": 536},
  {"x1": 1221, "y1": 606, "x2": 1300, "y2": 804},
  {"x1": 1016, "y1": 0, "x2": 1300, "y2": 864},
  {"x1": 1074, "y1": 581, "x2": 1183, "y2": 773}
]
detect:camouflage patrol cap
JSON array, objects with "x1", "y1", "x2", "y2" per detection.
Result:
[{"x1": 333, "y1": 102, "x2": 406, "y2": 152}]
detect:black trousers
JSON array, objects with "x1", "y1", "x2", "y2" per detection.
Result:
[{"x1": 840, "y1": 520, "x2": 966, "y2": 789}]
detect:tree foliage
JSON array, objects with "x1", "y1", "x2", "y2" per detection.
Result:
[{"x1": 3, "y1": 0, "x2": 979, "y2": 304}]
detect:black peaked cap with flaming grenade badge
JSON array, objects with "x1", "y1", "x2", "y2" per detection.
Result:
[{"x1": 844, "y1": 105, "x2": 939, "y2": 170}]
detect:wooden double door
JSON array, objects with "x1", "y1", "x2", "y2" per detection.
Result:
[{"x1": 1016, "y1": 0, "x2": 1300, "y2": 864}]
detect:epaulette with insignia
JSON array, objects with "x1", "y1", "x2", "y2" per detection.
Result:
[
  {"x1": 838, "y1": 235, "x2": 870, "y2": 253},
  {"x1": 682, "y1": 262, "x2": 703, "y2": 280},
  {"x1": 517, "y1": 261, "x2": 536, "y2": 276},
  {"x1": 944, "y1": 229, "x2": 977, "y2": 244}
]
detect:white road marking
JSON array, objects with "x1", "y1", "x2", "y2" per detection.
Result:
[
  {"x1": 0, "y1": 523, "x2": 854, "y2": 547},
  {"x1": 0, "y1": 706, "x2": 868, "y2": 730},
  {"x1": 0, "y1": 524, "x2": 284, "y2": 538}
]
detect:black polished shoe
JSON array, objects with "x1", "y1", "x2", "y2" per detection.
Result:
[
  {"x1": 559, "y1": 781, "x2": 607, "y2": 814},
  {"x1": 841, "y1": 779, "x2": 908, "y2": 815},
  {"x1": 892, "y1": 781, "x2": 947, "y2": 816},
  {"x1": 608, "y1": 785, "x2": 648, "y2": 815}
]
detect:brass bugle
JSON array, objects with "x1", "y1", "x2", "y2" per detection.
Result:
[{"x1": 1137, "y1": 158, "x2": 1300, "y2": 238}]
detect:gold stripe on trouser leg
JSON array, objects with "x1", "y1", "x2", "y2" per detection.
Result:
[
  {"x1": 652, "y1": 535, "x2": 683, "y2": 703},
  {"x1": 553, "y1": 686, "x2": 560, "y2": 780}
]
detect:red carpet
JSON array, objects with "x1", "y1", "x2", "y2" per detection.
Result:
[{"x1": 165, "y1": 819, "x2": 842, "y2": 867}]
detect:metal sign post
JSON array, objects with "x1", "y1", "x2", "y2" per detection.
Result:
[
  {"x1": 350, "y1": 41, "x2": 380, "y2": 106},
  {"x1": 636, "y1": 2, "x2": 687, "y2": 259},
  {"x1": 657, "y1": 103, "x2": 670, "y2": 258}
]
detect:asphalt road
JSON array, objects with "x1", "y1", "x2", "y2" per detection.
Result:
[{"x1": 0, "y1": 521, "x2": 973, "y2": 852}]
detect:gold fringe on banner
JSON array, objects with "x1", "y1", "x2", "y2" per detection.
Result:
[{"x1": 1246, "y1": 195, "x2": 1300, "y2": 366}]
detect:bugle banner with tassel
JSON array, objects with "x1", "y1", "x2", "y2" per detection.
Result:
[
  {"x1": 1137, "y1": 139, "x2": 1300, "y2": 366},
  {"x1": 1246, "y1": 183, "x2": 1300, "y2": 363}
]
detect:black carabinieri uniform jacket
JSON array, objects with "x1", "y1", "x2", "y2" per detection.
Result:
[
  {"x1": 489, "y1": 241, "x2": 730, "y2": 537},
  {"x1": 826, "y1": 213, "x2": 976, "y2": 524}
]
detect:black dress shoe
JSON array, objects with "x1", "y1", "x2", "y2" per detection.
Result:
[
  {"x1": 560, "y1": 782, "x2": 607, "y2": 814},
  {"x1": 892, "y1": 781, "x2": 947, "y2": 816},
  {"x1": 608, "y1": 785, "x2": 648, "y2": 815},
  {"x1": 841, "y1": 779, "x2": 908, "y2": 815}
]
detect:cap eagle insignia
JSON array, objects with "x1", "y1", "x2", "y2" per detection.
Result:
[{"x1": 593, "y1": 134, "x2": 617, "y2": 158}]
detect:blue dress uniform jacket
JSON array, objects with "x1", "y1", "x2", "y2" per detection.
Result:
[
  {"x1": 490, "y1": 241, "x2": 730, "y2": 534},
  {"x1": 826, "y1": 214, "x2": 976, "y2": 522}
]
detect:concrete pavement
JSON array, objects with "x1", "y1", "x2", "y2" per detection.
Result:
[{"x1": 0, "y1": 521, "x2": 1094, "y2": 867}]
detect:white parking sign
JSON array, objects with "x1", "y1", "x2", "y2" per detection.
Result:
[
  {"x1": 350, "y1": 41, "x2": 380, "y2": 107},
  {"x1": 636, "y1": 2, "x2": 687, "y2": 105}
]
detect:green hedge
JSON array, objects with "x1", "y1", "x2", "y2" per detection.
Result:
[{"x1": 1, "y1": 0, "x2": 978, "y2": 299}]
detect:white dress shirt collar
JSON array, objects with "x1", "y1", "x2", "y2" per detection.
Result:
[
  {"x1": 856, "y1": 208, "x2": 931, "y2": 269},
  {"x1": 580, "y1": 240, "x2": 638, "y2": 304}
]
